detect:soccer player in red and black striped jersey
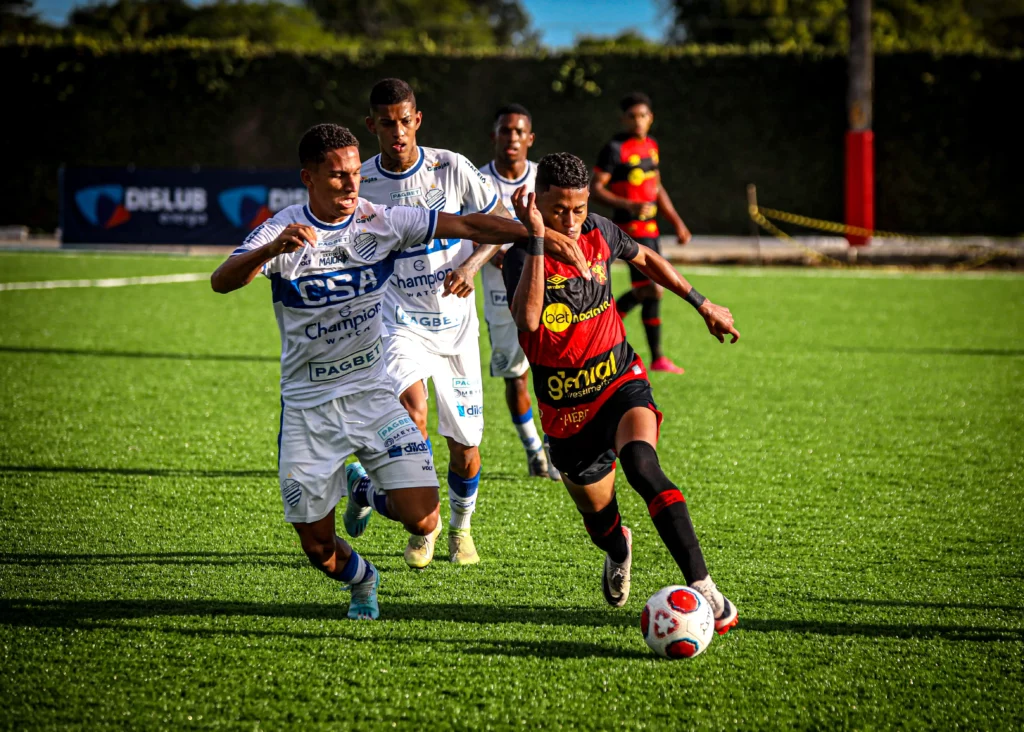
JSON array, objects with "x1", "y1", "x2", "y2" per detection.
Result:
[
  {"x1": 592, "y1": 92, "x2": 691, "y2": 375},
  {"x1": 502, "y1": 153, "x2": 739, "y2": 634}
]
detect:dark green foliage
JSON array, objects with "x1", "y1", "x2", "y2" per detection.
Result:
[
  {"x1": 1, "y1": 41, "x2": 1020, "y2": 235},
  {"x1": 1, "y1": 252, "x2": 1022, "y2": 727}
]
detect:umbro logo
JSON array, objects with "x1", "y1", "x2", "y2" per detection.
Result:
[{"x1": 546, "y1": 274, "x2": 569, "y2": 289}]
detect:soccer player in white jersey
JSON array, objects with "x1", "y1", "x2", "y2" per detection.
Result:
[
  {"x1": 478, "y1": 104, "x2": 559, "y2": 482},
  {"x1": 210, "y1": 124, "x2": 579, "y2": 619},
  {"x1": 354, "y1": 78, "x2": 518, "y2": 569}
]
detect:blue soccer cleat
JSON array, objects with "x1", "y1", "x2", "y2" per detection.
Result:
[
  {"x1": 347, "y1": 565, "x2": 380, "y2": 620},
  {"x1": 343, "y1": 462, "x2": 373, "y2": 538}
]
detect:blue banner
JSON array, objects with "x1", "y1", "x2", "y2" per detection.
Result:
[{"x1": 60, "y1": 167, "x2": 308, "y2": 245}]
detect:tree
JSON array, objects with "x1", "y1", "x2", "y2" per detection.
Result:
[
  {"x1": 573, "y1": 29, "x2": 662, "y2": 52},
  {"x1": 183, "y1": 1, "x2": 336, "y2": 46},
  {"x1": 2, "y1": 0, "x2": 54, "y2": 33},
  {"x1": 303, "y1": 0, "x2": 538, "y2": 49},
  {"x1": 68, "y1": 0, "x2": 195, "y2": 39},
  {"x1": 661, "y1": 0, "x2": 1024, "y2": 49}
]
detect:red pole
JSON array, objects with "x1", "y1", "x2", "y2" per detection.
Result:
[{"x1": 846, "y1": 0, "x2": 874, "y2": 246}]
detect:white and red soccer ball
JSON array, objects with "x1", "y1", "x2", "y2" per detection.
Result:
[{"x1": 641, "y1": 586, "x2": 715, "y2": 659}]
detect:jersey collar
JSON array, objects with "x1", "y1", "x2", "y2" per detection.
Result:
[
  {"x1": 487, "y1": 160, "x2": 532, "y2": 186},
  {"x1": 374, "y1": 147, "x2": 425, "y2": 180},
  {"x1": 302, "y1": 205, "x2": 353, "y2": 232}
]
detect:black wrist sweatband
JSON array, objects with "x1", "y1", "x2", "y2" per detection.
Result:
[
  {"x1": 684, "y1": 288, "x2": 706, "y2": 310},
  {"x1": 526, "y1": 236, "x2": 544, "y2": 256}
]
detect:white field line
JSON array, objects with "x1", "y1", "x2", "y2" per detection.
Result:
[
  {"x1": 654, "y1": 265, "x2": 1023, "y2": 281},
  {"x1": 0, "y1": 272, "x2": 209, "y2": 292}
]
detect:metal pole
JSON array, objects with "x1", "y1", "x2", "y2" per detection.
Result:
[
  {"x1": 845, "y1": 0, "x2": 874, "y2": 246},
  {"x1": 747, "y1": 184, "x2": 761, "y2": 265}
]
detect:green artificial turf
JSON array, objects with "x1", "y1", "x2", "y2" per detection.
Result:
[{"x1": 1, "y1": 253, "x2": 1022, "y2": 729}]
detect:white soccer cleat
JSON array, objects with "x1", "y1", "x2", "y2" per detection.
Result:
[
  {"x1": 602, "y1": 526, "x2": 632, "y2": 607},
  {"x1": 690, "y1": 576, "x2": 739, "y2": 635},
  {"x1": 543, "y1": 436, "x2": 561, "y2": 481},
  {"x1": 448, "y1": 528, "x2": 480, "y2": 566},
  {"x1": 527, "y1": 447, "x2": 551, "y2": 478},
  {"x1": 404, "y1": 521, "x2": 443, "y2": 569}
]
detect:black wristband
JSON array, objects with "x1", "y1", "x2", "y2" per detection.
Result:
[
  {"x1": 526, "y1": 236, "x2": 544, "y2": 256},
  {"x1": 684, "y1": 287, "x2": 706, "y2": 310}
]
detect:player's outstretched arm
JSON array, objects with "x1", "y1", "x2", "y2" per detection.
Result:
[
  {"x1": 438, "y1": 208, "x2": 590, "y2": 298},
  {"x1": 443, "y1": 201, "x2": 513, "y2": 298},
  {"x1": 508, "y1": 187, "x2": 547, "y2": 332},
  {"x1": 211, "y1": 224, "x2": 315, "y2": 294},
  {"x1": 629, "y1": 245, "x2": 740, "y2": 343}
]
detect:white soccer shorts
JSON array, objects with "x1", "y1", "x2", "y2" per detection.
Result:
[
  {"x1": 385, "y1": 332, "x2": 485, "y2": 448},
  {"x1": 277, "y1": 388, "x2": 438, "y2": 524},
  {"x1": 481, "y1": 262, "x2": 529, "y2": 379}
]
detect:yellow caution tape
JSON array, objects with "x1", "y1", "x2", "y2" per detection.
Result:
[{"x1": 747, "y1": 204, "x2": 1020, "y2": 271}]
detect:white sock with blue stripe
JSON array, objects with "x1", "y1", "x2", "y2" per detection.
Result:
[
  {"x1": 512, "y1": 407, "x2": 543, "y2": 455},
  {"x1": 448, "y1": 468, "x2": 479, "y2": 530}
]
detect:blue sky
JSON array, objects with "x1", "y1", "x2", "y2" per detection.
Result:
[{"x1": 32, "y1": 0, "x2": 671, "y2": 47}]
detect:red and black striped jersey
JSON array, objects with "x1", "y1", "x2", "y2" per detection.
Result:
[
  {"x1": 594, "y1": 133, "x2": 661, "y2": 239},
  {"x1": 502, "y1": 214, "x2": 651, "y2": 439}
]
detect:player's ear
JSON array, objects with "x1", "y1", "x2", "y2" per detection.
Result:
[
  {"x1": 526, "y1": 131, "x2": 536, "y2": 147},
  {"x1": 413, "y1": 110, "x2": 423, "y2": 129},
  {"x1": 365, "y1": 115, "x2": 375, "y2": 134},
  {"x1": 299, "y1": 166, "x2": 313, "y2": 188}
]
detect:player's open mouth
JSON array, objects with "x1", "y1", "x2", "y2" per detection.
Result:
[
  {"x1": 339, "y1": 196, "x2": 356, "y2": 207},
  {"x1": 392, "y1": 143, "x2": 406, "y2": 152},
  {"x1": 506, "y1": 145, "x2": 519, "y2": 155}
]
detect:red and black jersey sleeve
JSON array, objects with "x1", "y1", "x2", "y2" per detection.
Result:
[{"x1": 502, "y1": 214, "x2": 649, "y2": 439}]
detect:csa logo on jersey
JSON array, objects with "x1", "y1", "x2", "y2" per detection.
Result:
[
  {"x1": 354, "y1": 233, "x2": 377, "y2": 260},
  {"x1": 425, "y1": 187, "x2": 447, "y2": 211}
]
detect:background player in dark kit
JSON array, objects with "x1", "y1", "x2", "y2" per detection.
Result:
[{"x1": 592, "y1": 92, "x2": 692, "y2": 374}]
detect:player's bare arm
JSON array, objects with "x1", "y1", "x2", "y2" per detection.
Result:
[
  {"x1": 447, "y1": 200, "x2": 514, "y2": 297},
  {"x1": 440, "y1": 209, "x2": 590, "y2": 298},
  {"x1": 629, "y1": 245, "x2": 740, "y2": 343},
  {"x1": 591, "y1": 170, "x2": 655, "y2": 220},
  {"x1": 508, "y1": 186, "x2": 547, "y2": 332},
  {"x1": 654, "y1": 172, "x2": 691, "y2": 245},
  {"x1": 210, "y1": 224, "x2": 316, "y2": 294}
]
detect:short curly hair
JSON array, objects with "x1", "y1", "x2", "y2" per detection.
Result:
[
  {"x1": 298, "y1": 124, "x2": 359, "y2": 167},
  {"x1": 536, "y1": 152, "x2": 590, "y2": 192},
  {"x1": 494, "y1": 103, "x2": 532, "y2": 124},
  {"x1": 619, "y1": 91, "x2": 652, "y2": 112},
  {"x1": 369, "y1": 78, "x2": 416, "y2": 109}
]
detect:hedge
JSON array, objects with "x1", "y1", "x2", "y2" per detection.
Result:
[{"x1": 3, "y1": 39, "x2": 1020, "y2": 236}]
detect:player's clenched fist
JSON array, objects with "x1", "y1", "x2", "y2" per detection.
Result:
[
  {"x1": 442, "y1": 267, "x2": 475, "y2": 298},
  {"x1": 512, "y1": 185, "x2": 544, "y2": 237},
  {"x1": 698, "y1": 301, "x2": 740, "y2": 344},
  {"x1": 270, "y1": 224, "x2": 317, "y2": 255}
]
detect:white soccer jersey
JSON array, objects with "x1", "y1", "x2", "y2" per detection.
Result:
[
  {"x1": 230, "y1": 200, "x2": 438, "y2": 409},
  {"x1": 358, "y1": 146, "x2": 499, "y2": 355},
  {"x1": 479, "y1": 160, "x2": 537, "y2": 325}
]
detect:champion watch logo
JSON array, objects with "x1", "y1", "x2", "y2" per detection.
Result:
[
  {"x1": 74, "y1": 185, "x2": 131, "y2": 229},
  {"x1": 218, "y1": 186, "x2": 273, "y2": 230}
]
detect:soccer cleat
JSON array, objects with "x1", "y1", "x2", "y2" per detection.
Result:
[
  {"x1": 601, "y1": 526, "x2": 632, "y2": 607},
  {"x1": 346, "y1": 565, "x2": 380, "y2": 620},
  {"x1": 404, "y1": 521, "x2": 442, "y2": 569},
  {"x1": 527, "y1": 447, "x2": 551, "y2": 478},
  {"x1": 691, "y1": 577, "x2": 739, "y2": 635},
  {"x1": 448, "y1": 528, "x2": 480, "y2": 565},
  {"x1": 343, "y1": 462, "x2": 373, "y2": 538},
  {"x1": 649, "y1": 356, "x2": 685, "y2": 374},
  {"x1": 542, "y1": 436, "x2": 561, "y2": 481}
]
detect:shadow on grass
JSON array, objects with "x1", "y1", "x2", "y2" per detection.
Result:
[
  {"x1": 0, "y1": 345, "x2": 277, "y2": 363},
  {"x1": 0, "y1": 598, "x2": 646, "y2": 659},
  {"x1": 0, "y1": 551, "x2": 402, "y2": 567},
  {"x1": 830, "y1": 345, "x2": 1024, "y2": 358},
  {"x1": 0, "y1": 464, "x2": 275, "y2": 479},
  {"x1": 808, "y1": 596, "x2": 1024, "y2": 614},
  {"x1": 2, "y1": 599, "x2": 1020, "y2": 645}
]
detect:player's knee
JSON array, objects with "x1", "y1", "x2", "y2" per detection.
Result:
[
  {"x1": 448, "y1": 447, "x2": 479, "y2": 478},
  {"x1": 405, "y1": 504, "x2": 439, "y2": 536},
  {"x1": 618, "y1": 441, "x2": 673, "y2": 504},
  {"x1": 405, "y1": 405, "x2": 428, "y2": 436}
]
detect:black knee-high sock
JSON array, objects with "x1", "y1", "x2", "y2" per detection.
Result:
[
  {"x1": 616, "y1": 289, "x2": 640, "y2": 316},
  {"x1": 619, "y1": 441, "x2": 709, "y2": 584},
  {"x1": 579, "y1": 495, "x2": 629, "y2": 563},
  {"x1": 641, "y1": 299, "x2": 663, "y2": 361}
]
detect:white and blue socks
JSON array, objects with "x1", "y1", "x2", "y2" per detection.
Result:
[
  {"x1": 337, "y1": 550, "x2": 374, "y2": 585},
  {"x1": 448, "y1": 468, "x2": 480, "y2": 530},
  {"x1": 512, "y1": 408, "x2": 543, "y2": 456},
  {"x1": 349, "y1": 473, "x2": 394, "y2": 521}
]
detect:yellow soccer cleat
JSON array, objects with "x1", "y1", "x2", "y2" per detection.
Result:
[
  {"x1": 448, "y1": 528, "x2": 480, "y2": 566},
  {"x1": 404, "y1": 521, "x2": 443, "y2": 569}
]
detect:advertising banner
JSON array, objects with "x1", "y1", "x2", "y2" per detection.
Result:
[{"x1": 61, "y1": 167, "x2": 307, "y2": 245}]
